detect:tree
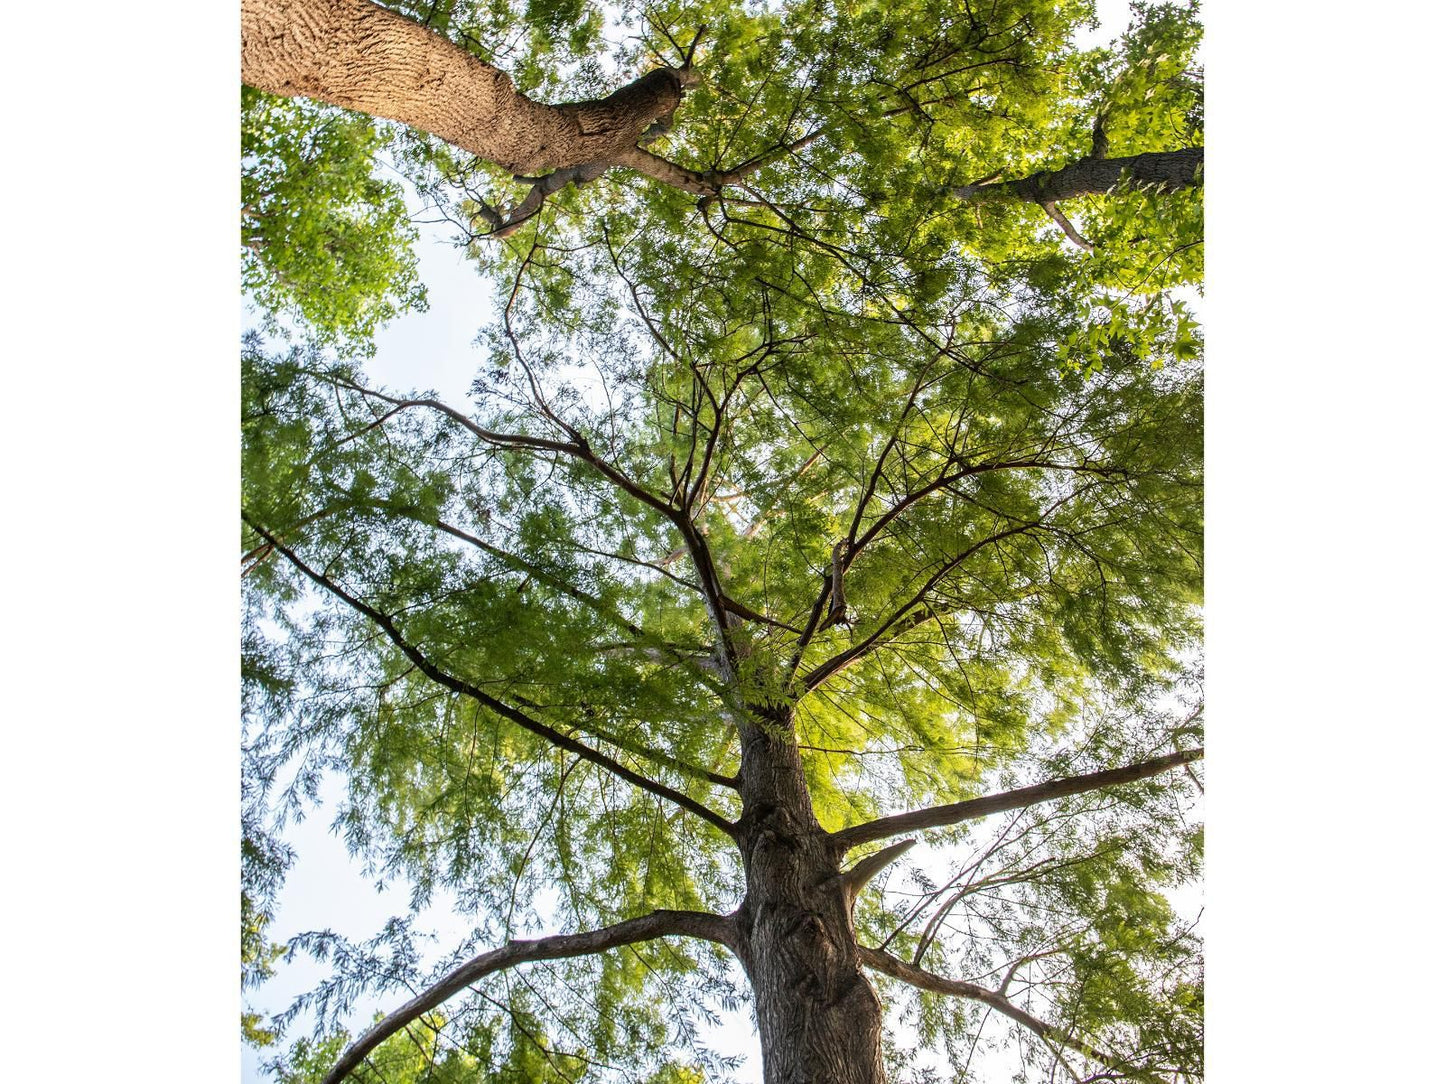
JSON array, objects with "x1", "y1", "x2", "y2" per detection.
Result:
[{"x1": 241, "y1": 1, "x2": 1204, "y2": 1082}]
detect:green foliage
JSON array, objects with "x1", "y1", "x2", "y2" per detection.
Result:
[
  {"x1": 241, "y1": 1, "x2": 1204, "y2": 1080},
  {"x1": 242, "y1": 88, "x2": 428, "y2": 349},
  {"x1": 865, "y1": 680, "x2": 1204, "y2": 1081},
  {"x1": 273, "y1": 1016, "x2": 481, "y2": 1084}
]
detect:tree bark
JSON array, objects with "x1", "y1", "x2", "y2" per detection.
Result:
[
  {"x1": 954, "y1": 147, "x2": 1203, "y2": 204},
  {"x1": 241, "y1": 0, "x2": 687, "y2": 176},
  {"x1": 732, "y1": 711, "x2": 889, "y2": 1084}
]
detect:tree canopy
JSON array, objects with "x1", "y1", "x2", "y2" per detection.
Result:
[{"x1": 241, "y1": 1, "x2": 1204, "y2": 1081}]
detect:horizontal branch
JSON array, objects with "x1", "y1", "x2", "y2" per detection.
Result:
[
  {"x1": 336, "y1": 380, "x2": 578, "y2": 458},
  {"x1": 833, "y1": 748, "x2": 1203, "y2": 850},
  {"x1": 952, "y1": 147, "x2": 1203, "y2": 204},
  {"x1": 323, "y1": 910, "x2": 736, "y2": 1084},
  {"x1": 244, "y1": 513, "x2": 737, "y2": 837},
  {"x1": 610, "y1": 124, "x2": 827, "y2": 196}
]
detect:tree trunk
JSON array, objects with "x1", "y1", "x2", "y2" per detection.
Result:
[
  {"x1": 733, "y1": 713, "x2": 887, "y2": 1084},
  {"x1": 241, "y1": 0, "x2": 686, "y2": 176},
  {"x1": 956, "y1": 147, "x2": 1203, "y2": 203}
]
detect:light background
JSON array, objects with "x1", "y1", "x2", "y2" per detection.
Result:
[{"x1": 3, "y1": 0, "x2": 1442, "y2": 1080}]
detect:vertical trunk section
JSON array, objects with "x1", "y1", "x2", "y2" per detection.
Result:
[
  {"x1": 241, "y1": 0, "x2": 684, "y2": 176},
  {"x1": 734, "y1": 714, "x2": 887, "y2": 1084}
]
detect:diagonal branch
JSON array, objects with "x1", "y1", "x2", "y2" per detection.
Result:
[
  {"x1": 482, "y1": 161, "x2": 611, "y2": 238},
  {"x1": 801, "y1": 519, "x2": 1042, "y2": 691},
  {"x1": 858, "y1": 947, "x2": 1164, "y2": 1084},
  {"x1": 1040, "y1": 200, "x2": 1097, "y2": 251},
  {"x1": 840, "y1": 838, "x2": 916, "y2": 905},
  {"x1": 791, "y1": 454, "x2": 1124, "y2": 673},
  {"x1": 334, "y1": 380, "x2": 740, "y2": 676},
  {"x1": 832, "y1": 748, "x2": 1203, "y2": 850},
  {"x1": 381, "y1": 504, "x2": 736, "y2": 708},
  {"x1": 243, "y1": 513, "x2": 737, "y2": 837},
  {"x1": 322, "y1": 909, "x2": 737, "y2": 1084},
  {"x1": 354, "y1": 381, "x2": 742, "y2": 676},
  {"x1": 243, "y1": 0, "x2": 691, "y2": 178}
]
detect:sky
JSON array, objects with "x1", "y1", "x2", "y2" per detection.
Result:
[{"x1": 5, "y1": 1, "x2": 1445, "y2": 1083}]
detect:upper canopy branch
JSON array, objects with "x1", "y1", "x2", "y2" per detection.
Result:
[
  {"x1": 800, "y1": 518, "x2": 1043, "y2": 691},
  {"x1": 243, "y1": 513, "x2": 738, "y2": 836},
  {"x1": 321, "y1": 909, "x2": 737, "y2": 1084},
  {"x1": 953, "y1": 148, "x2": 1203, "y2": 205},
  {"x1": 792, "y1": 449, "x2": 1127, "y2": 670},
  {"x1": 833, "y1": 748, "x2": 1203, "y2": 851}
]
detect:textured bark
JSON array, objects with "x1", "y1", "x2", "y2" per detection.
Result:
[
  {"x1": 241, "y1": 0, "x2": 686, "y2": 176},
  {"x1": 732, "y1": 712, "x2": 889, "y2": 1084},
  {"x1": 954, "y1": 147, "x2": 1203, "y2": 204}
]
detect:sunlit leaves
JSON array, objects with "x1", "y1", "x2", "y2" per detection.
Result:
[{"x1": 242, "y1": 89, "x2": 428, "y2": 350}]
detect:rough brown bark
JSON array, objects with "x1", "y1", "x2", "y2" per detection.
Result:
[
  {"x1": 954, "y1": 147, "x2": 1203, "y2": 204},
  {"x1": 241, "y1": 0, "x2": 686, "y2": 176},
  {"x1": 732, "y1": 712, "x2": 889, "y2": 1084}
]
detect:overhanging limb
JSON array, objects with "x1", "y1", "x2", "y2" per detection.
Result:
[
  {"x1": 322, "y1": 910, "x2": 736, "y2": 1084},
  {"x1": 244, "y1": 513, "x2": 738, "y2": 838}
]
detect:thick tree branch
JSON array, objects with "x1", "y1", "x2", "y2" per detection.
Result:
[
  {"x1": 610, "y1": 124, "x2": 829, "y2": 197},
  {"x1": 1040, "y1": 200, "x2": 1097, "y2": 251},
  {"x1": 952, "y1": 147, "x2": 1203, "y2": 204},
  {"x1": 243, "y1": 513, "x2": 737, "y2": 836},
  {"x1": 243, "y1": 0, "x2": 689, "y2": 178},
  {"x1": 833, "y1": 748, "x2": 1203, "y2": 850},
  {"x1": 322, "y1": 909, "x2": 736, "y2": 1084},
  {"x1": 611, "y1": 145, "x2": 717, "y2": 194},
  {"x1": 485, "y1": 160, "x2": 611, "y2": 238}
]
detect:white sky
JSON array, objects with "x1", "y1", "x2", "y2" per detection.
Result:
[{"x1": 6, "y1": 0, "x2": 1445, "y2": 1083}]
